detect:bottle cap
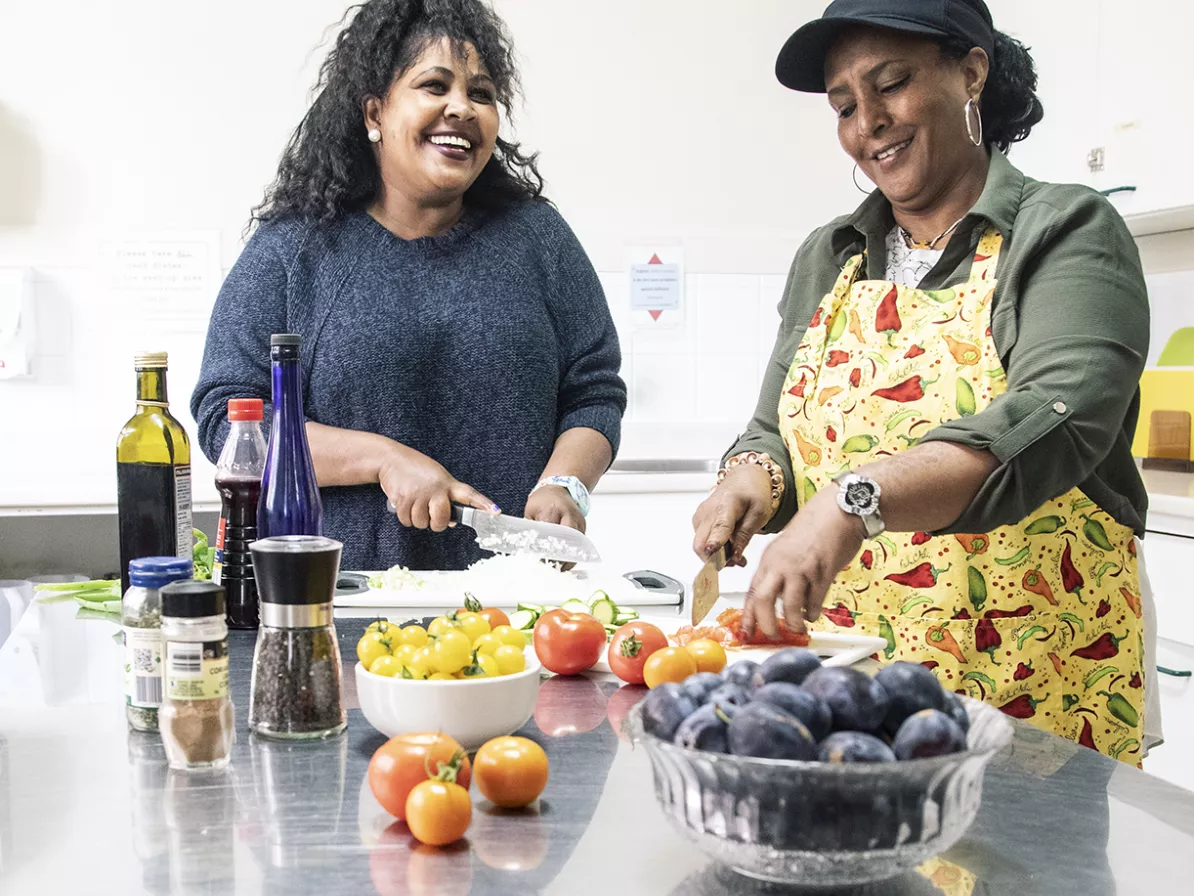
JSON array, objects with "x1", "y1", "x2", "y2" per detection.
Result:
[
  {"x1": 269, "y1": 334, "x2": 301, "y2": 347},
  {"x1": 134, "y1": 352, "x2": 168, "y2": 368},
  {"x1": 227, "y1": 398, "x2": 264, "y2": 422},
  {"x1": 128, "y1": 557, "x2": 194, "y2": 590},
  {"x1": 161, "y1": 580, "x2": 226, "y2": 619}
]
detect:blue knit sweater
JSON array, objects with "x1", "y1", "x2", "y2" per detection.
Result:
[{"x1": 191, "y1": 201, "x2": 626, "y2": 572}]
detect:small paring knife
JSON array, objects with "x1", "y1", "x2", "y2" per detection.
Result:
[{"x1": 691, "y1": 545, "x2": 727, "y2": 626}]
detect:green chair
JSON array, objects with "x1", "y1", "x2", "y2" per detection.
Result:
[{"x1": 1158, "y1": 328, "x2": 1194, "y2": 366}]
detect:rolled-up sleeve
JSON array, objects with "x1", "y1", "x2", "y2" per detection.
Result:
[{"x1": 920, "y1": 194, "x2": 1149, "y2": 533}]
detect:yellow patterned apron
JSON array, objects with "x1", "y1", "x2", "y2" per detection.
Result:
[{"x1": 779, "y1": 229, "x2": 1146, "y2": 764}]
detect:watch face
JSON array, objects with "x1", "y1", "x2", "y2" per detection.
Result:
[{"x1": 843, "y1": 480, "x2": 879, "y2": 515}]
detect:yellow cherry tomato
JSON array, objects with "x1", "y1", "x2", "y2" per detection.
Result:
[
  {"x1": 357, "y1": 631, "x2": 392, "y2": 668},
  {"x1": 684, "y1": 639, "x2": 728, "y2": 674},
  {"x1": 493, "y1": 645, "x2": 527, "y2": 676},
  {"x1": 369, "y1": 655, "x2": 404, "y2": 677},
  {"x1": 407, "y1": 645, "x2": 436, "y2": 679},
  {"x1": 392, "y1": 644, "x2": 417, "y2": 666},
  {"x1": 454, "y1": 611, "x2": 490, "y2": 643},
  {"x1": 428, "y1": 616, "x2": 459, "y2": 637},
  {"x1": 643, "y1": 647, "x2": 698, "y2": 689},
  {"x1": 431, "y1": 630, "x2": 473, "y2": 674},
  {"x1": 473, "y1": 632, "x2": 504, "y2": 656},
  {"x1": 397, "y1": 624, "x2": 429, "y2": 648},
  {"x1": 462, "y1": 653, "x2": 500, "y2": 678},
  {"x1": 365, "y1": 618, "x2": 394, "y2": 635},
  {"x1": 491, "y1": 625, "x2": 526, "y2": 649},
  {"x1": 428, "y1": 672, "x2": 457, "y2": 681}
]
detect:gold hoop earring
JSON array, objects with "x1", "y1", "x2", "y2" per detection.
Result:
[
  {"x1": 964, "y1": 99, "x2": 983, "y2": 147},
  {"x1": 852, "y1": 164, "x2": 873, "y2": 195}
]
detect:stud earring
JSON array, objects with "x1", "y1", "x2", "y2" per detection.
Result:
[{"x1": 367, "y1": 128, "x2": 381, "y2": 144}]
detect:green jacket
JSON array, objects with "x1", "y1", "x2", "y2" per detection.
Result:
[{"x1": 730, "y1": 150, "x2": 1150, "y2": 537}]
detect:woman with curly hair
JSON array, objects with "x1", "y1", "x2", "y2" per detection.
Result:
[
  {"x1": 693, "y1": 0, "x2": 1156, "y2": 761},
  {"x1": 192, "y1": 0, "x2": 626, "y2": 571}
]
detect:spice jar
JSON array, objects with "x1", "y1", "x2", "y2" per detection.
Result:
[
  {"x1": 122, "y1": 556, "x2": 194, "y2": 732},
  {"x1": 248, "y1": 535, "x2": 346, "y2": 740},
  {"x1": 159, "y1": 581, "x2": 235, "y2": 770}
]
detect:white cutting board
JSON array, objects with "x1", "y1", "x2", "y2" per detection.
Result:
[{"x1": 335, "y1": 565, "x2": 684, "y2": 611}]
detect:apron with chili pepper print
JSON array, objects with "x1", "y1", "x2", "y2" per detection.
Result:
[{"x1": 779, "y1": 228, "x2": 1146, "y2": 764}]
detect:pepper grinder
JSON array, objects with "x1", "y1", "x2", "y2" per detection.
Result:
[{"x1": 248, "y1": 535, "x2": 346, "y2": 739}]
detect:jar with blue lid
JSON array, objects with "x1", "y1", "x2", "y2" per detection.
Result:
[{"x1": 122, "y1": 556, "x2": 193, "y2": 731}]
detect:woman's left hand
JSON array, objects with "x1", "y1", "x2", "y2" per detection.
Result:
[
  {"x1": 524, "y1": 485, "x2": 586, "y2": 534},
  {"x1": 743, "y1": 487, "x2": 865, "y2": 639}
]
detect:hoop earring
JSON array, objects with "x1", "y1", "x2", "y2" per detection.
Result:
[
  {"x1": 964, "y1": 99, "x2": 983, "y2": 147},
  {"x1": 367, "y1": 128, "x2": 382, "y2": 143},
  {"x1": 852, "y1": 164, "x2": 873, "y2": 195}
]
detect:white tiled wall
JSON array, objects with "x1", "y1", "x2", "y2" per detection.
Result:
[{"x1": 599, "y1": 271, "x2": 789, "y2": 428}]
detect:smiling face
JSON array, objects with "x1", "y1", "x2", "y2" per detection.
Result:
[
  {"x1": 364, "y1": 37, "x2": 501, "y2": 207},
  {"x1": 825, "y1": 27, "x2": 988, "y2": 212}
]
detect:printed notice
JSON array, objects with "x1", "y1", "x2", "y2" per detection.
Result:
[
  {"x1": 103, "y1": 232, "x2": 221, "y2": 343},
  {"x1": 627, "y1": 246, "x2": 684, "y2": 328}
]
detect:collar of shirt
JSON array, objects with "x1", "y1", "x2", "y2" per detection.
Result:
[{"x1": 829, "y1": 149, "x2": 1027, "y2": 282}]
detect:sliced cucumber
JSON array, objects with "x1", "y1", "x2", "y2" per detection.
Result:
[
  {"x1": 560, "y1": 598, "x2": 590, "y2": 615},
  {"x1": 590, "y1": 596, "x2": 618, "y2": 626},
  {"x1": 586, "y1": 589, "x2": 610, "y2": 609},
  {"x1": 602, "y1": 624, "x2": 620, "y2": 637},
  {"x1": 509, "y1": 609, "x2": 537, "y2": 631},
  {"x1": 516, "y1": 602, "x2": 546, "y2": 615},
  {"x1": 613, "y1": 609, "x2": 640, "y2": 624}
]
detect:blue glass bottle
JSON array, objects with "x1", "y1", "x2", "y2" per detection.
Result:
[{"x1": 257, "y1": 334, "x2": 323, "y2": 538}]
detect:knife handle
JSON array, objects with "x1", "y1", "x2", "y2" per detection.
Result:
[{"x1": 450, "y1": 503, "x2": 467, "y2": 524}]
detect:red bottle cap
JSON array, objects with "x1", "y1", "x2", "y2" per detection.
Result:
[{"x1": 227, "y1": 398, "x2": 264, "y2": 422}]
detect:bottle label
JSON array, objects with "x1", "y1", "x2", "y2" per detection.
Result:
[
  {"x1": 165, "y1": 639, "x2": 229, "y2": 700},
  {"x1": 212, "y1": 515, "x2": 226, "y2": 585},
  {"x1": 124, "y1": 627, "x2": 164, "y2": 708},
  {"x1": 174, "y1": 465, "x2": 193, "y2": 559}
]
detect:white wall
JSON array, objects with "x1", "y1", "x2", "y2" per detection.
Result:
[{"x1": 2, "y1": 1, "x2": 1193, "y2": 512}]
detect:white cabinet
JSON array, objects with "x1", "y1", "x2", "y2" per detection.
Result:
[
  {"x1": 1141, "y1": 531, "x2": 1194, "y2": 649},
  {"x1": 992, "y1": 2, "x2": 1194, "y2": 231}
]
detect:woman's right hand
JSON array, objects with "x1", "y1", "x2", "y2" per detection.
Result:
[
  {"x1": 379, "y1": 443, "x2": 499, "y2": 532},
  {"x1": 691, "y1": 464, "x2": 774, "y2": 566}
]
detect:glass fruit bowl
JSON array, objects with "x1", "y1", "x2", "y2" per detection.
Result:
[{"x1": 627, "y1": 695, "x2": 1013, "y2": 887}]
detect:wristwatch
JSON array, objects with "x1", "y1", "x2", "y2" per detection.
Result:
[
  {"x1": 833, "y1": 472, "x2": 885, "y2": 539},
  {"x1": 531, "y1": 475, "x2": 591, "y2": 517}
]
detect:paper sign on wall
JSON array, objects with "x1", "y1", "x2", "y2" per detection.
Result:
[{"x1": 628, "y1": 246, "x2": 684, "y2": 329}]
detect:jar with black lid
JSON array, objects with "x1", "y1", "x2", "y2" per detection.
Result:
[{"x1": 248, "y1": 535, "x2": 346, "y2": 739}]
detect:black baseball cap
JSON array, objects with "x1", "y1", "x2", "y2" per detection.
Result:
[{"x1": 776, "y1": 0, "x2": 995, "y2": 93}]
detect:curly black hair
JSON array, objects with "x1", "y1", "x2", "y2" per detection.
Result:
[
  {"x1": 940, "y1": 30, "x2": 1045, "y2": 153},
  {"x1": 252, "y1": 0, "x2": 544, "y2": 226}
]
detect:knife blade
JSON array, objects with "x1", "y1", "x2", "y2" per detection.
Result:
[
  {"x1": 691, "y1": 545, "x2": 727, "y2": 626},
  {"x1": 450, "y1": 504, "x2": 601, "y2": 565}
]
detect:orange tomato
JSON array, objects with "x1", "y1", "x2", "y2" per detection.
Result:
[
  {"x1": 473, "y1": 736, "x2": 549, "y2": 808},
  {"x1": 478, "y1": 606, "x2": 511, "y2": 629},
  {"x1": 684, "y1": 638, "x2": 728, "y2": 674},
  {"x1": 643, "y1": 646, "x2": 698, "y2": 689},
  {"x1": 368, "y1": 733, "x2": 472, "y2": 821},
  {"x1": 406, "y1": 778, "x2": 472, "y2": 846}
]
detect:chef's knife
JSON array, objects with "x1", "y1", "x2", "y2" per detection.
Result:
[
  {"x1": 448, "y1": 504, "x2": 600, "y2": 564},
  {"x1": 691, "y1": 545, "x2": 727, "y2": 626},
  {"x1": 387, "y1": 500, "x2": 601, "y2": 564}
]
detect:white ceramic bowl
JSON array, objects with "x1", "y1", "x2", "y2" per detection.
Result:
[{"x1": 354, "y1": 648, "x2": 541, "y2": 751}]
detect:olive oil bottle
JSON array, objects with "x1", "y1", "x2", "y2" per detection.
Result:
[{"x1": 116, "y1": 352, "x2": 193, "y2": 593}]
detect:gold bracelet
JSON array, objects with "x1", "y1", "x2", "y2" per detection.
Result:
[{"x1": 716, "y1": 451, "x2": 785, "y2": 513}]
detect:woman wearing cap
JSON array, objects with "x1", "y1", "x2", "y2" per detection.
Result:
[
  {"x1": 692, "y1": 0, "x2": 1154, "y2": 761},
  {"x1": 192, "y1": 0, "x2": 625, "y2": 572}
]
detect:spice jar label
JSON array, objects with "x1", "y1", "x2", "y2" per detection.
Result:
[
  {"x1": 123, "y1": 627, "x2": 164, "y2": 709},
  {"x1": 165, "y1": 640, "x2": 230, "y2": 701}
]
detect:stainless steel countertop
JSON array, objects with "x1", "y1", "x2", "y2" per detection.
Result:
[{"x1": 2, "y1": 599, "x2": 1193, "y2": 894}]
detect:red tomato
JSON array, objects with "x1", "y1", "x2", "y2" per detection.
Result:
[
  {"x1": 368, "y1": 733, "x2": 472, "y2": 821},
  {"x1": 533, "y1": 675, "x2": 607, "y2": 736},
  {"x1": 533, "y1": 608, "x2": 606, "y2": 675},
  {"x1": 607, "y1": 621, "x2": 668, "y2": 684},
  {"x1": 606, "y1": 684, "x2": 649, "y2": 741}
]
